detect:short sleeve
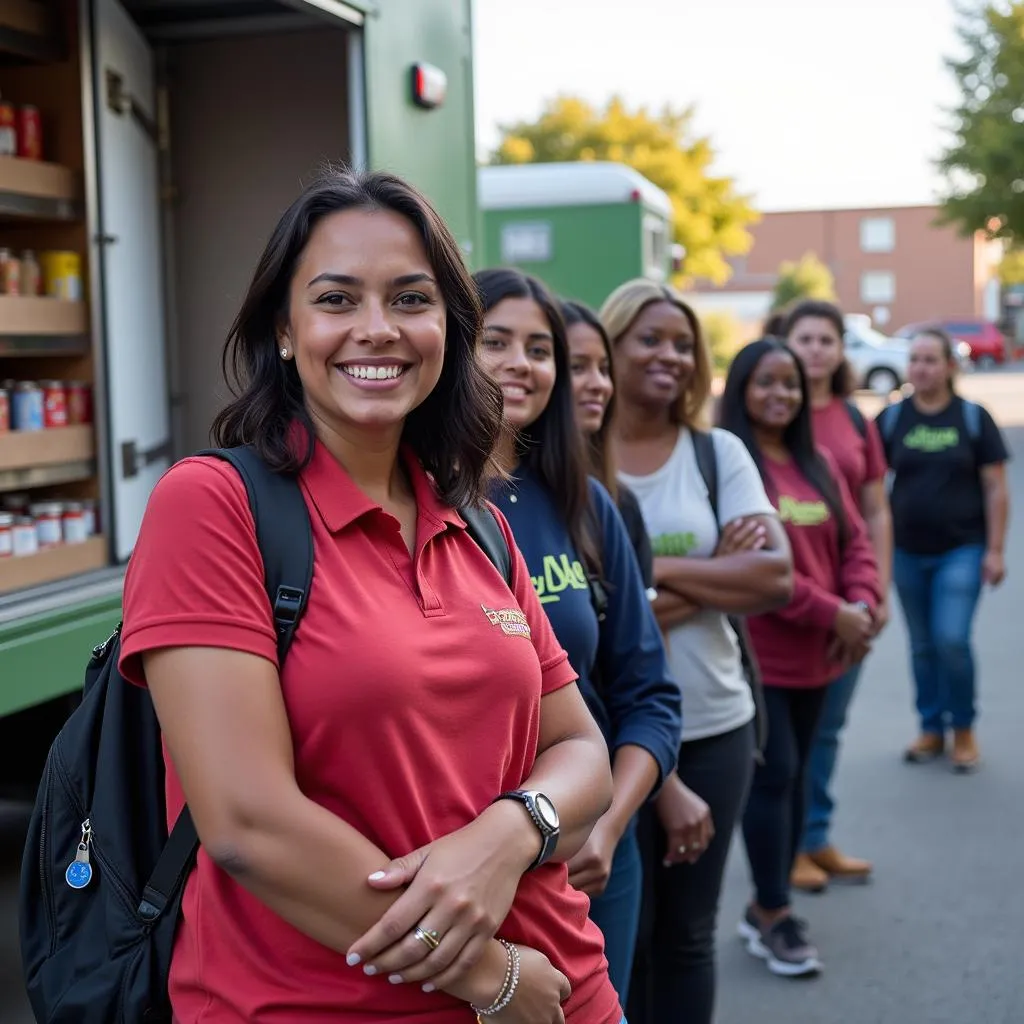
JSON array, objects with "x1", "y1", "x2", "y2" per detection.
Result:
[
  {"x1": 489, "y1": 504, "x2": 578, "y2": 696},
  {"x1": 119, "y1": 458, "x2": 279, "y2": 686},
  {"x1": 863, "y1": 419, "x2": 888, "y2": 484},
  {"x1": 712, "y1": 428, "x2": 776, "y2": 525},
  {"x1": 975, "y1": 405, "x2": 1009, "y2": 467}
]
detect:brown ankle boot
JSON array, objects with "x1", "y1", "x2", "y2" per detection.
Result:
[
  {"x1": 808, "y1": 845, "x2": 873, "y2": 883},
  {"x1": 790, "y1": 852, "x2": 829, "y2": 893},
  {"x1": 904, "y1": 733, "x2": 945, "y2": 763},
  {"x1": 951, "y1": 729, "x2": 979, "y2": 773}
]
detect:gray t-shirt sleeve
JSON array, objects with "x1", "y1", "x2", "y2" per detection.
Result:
[{"x1": 712, "y1": 428, "x2": 776, "y2": 526}]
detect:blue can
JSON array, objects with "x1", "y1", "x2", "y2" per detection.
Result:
[{"x1": 12, "y1": 382, "x2": 44, "y2": 431}]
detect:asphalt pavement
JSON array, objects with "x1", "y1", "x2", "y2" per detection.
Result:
[{"x1": 0, "y1": 369, "x2": 1020, "y2": 1024}]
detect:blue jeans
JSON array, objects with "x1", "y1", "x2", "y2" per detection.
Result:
[
  {"x1": 893, "y1": 544, "x2": 985, "y2": 733},
  {"x1": 801, "y1": 662, "x2": 863, "y2": 853},
  {"x1": 588, "y1": 819, "x2": 641, "y2": 1007}
]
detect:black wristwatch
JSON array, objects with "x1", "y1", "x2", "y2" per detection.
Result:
[{"x1": 494, "y1": 790, "x2": 560, "y2": 870}]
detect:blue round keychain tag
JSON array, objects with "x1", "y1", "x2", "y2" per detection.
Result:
[{"x1": 66, "y1": 844, "x2": 93, "y2": 889}]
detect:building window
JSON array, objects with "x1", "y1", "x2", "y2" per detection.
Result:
[
  {"x1": 500, "y1": 221, "x2": 552, "y2": 263},
  {"x1": 861, "y1": 270, "x2": 895, "y2": 304},
  {"x1": 860, "y1": 217, "x2": 895, "y2": 253},
  {"x1": 642, "y1": 214, "x2": 668, "y2": 281}
]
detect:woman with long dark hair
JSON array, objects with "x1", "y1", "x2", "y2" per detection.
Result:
[
  {"x1": 877, "y1": 327, "x2": 1009, "y2": 772},
  {"x1": 474, "y1": 269, "x2": 682, "y2": 1006},
  {"x1": 719, "y1": 337, "x2": 880, "y2": 978},
  {"x1": 600, "y1": 280, "x2": 792, "y2": 1024},
  {"x1": 117, "y1": 169, "x2": 626, "y2": 1023},
  {"x1": 783, "y1": 299, "x2": 892, "y2": 892}
]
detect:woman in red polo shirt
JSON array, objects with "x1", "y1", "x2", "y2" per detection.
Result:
[
  {"x1": 117, "y1": 169, "x2": 623, "y2": 1023},
  {"x1": 718, "y1": 338, "x2": 880, "y2": 979}
]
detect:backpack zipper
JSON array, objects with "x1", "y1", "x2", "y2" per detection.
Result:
[{"x1": 38, "y1": 755, "x2": 57, "y2": 957}]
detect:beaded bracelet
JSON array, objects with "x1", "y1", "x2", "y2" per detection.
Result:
[{"x1": 472, "y1": 939, "x2": 521, "y2": 1018}]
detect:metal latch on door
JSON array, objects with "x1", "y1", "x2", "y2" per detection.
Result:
[
  {"x1": 121, "y1": 438, "x2": 171, "y2": 480},
  {"x1": 105, "y1": 68, "x2": 158, "y2": 144}
]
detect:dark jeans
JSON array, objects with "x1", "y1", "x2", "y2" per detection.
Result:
[
  {"x1": 893, "y1": 544, "x2": 985, "y2": 733},
  {"x1": 628, "y1": 721, "x2": 754, "y2": 1024},
  {"x1": 743, "y1": 686, "x2": 827, "y2": 911},
  {"x1": 588, "y1": 818, "x2": 641, "y2": 1006}
]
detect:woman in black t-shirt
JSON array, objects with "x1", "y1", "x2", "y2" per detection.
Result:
[{"x1": 876, "y1": 328, "x2": 1010, "y2": 772}]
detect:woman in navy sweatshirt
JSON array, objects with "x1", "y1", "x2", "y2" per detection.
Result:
[
  {"x1": 473, "y1": 268, "x2": 682, "y2": 1005},
  {"x1": 719, "y1": 338, "x2": 880, "y2": 979}
]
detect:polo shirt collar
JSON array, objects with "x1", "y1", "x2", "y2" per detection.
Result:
[{"x1": 300, "y1": 435, "x2": 465, "y2": 535}]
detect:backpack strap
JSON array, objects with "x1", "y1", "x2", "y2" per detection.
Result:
[
  {"x1": 461, "y1": 504, "x2": 512, "y2": 586},
  {"x1": 139, "y1": 446, "x2": 314, "y2": 922},
  {"x1": 961, "y1": 398, "x2": 982, "y2": 442},
  {"x1": 692, "y1": 429, "x2": 719, "y2": 527},
  {"x1": 845, "y1": 400, "x2": 868, "y2": 439},
  {"x1": 877, "y1": 399, "x2": 905, "y2": 446}
]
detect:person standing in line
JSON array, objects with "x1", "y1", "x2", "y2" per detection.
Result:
[
  {"x1": 599, "y1": 280, "x2": 792, "y2": 1024},
  {"x1": 783, "y1": 300, "x2": 892, "y2": 892},
  {"x1": 877, "y1": 327, "x2": 1010, "y2": 772},
  {"x1": 474, "y1": 268, "x2": 683, "y2": 1006},
  {"x1": 719, "y1": 337, "x2": 880, "y2": 978}
]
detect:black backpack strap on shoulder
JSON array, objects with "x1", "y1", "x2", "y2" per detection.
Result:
[
  {"x1": 877, "y1": 399, "x2": 905, "y2": 447},
  {"x1": 692, "y1": 429, "x2": 719, "y2": 528},
  {"x1": 462, "y1": 503, "x2": 512, "y2": 586},
  {"x1": 845, "y1": 400, "x2": 868, "y2": 439},
  {"x1": 198, "y1": 446, "x2": 314, "y2": 661}
]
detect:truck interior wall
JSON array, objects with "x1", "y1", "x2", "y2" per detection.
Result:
[{"x1": 162, "y1": 28, "x2": 350, "y2": 457}]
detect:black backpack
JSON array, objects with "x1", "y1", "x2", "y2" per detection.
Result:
[
  {"x1": 691, "y1": 430, "x2": 768, "y2": 762},
  {"x1": 18, "y1": 445, "x2": 512, "y2": 1024}
]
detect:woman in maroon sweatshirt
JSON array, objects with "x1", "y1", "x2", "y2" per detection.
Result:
[{"x1": 718, "y1": 338, "x2": 880, "y2": 979}]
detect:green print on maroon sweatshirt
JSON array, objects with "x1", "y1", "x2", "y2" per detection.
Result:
[
  {"x1": 531, "y1": 553, "x2": 589, "y2": 605},
  {"x1": 651, "y1": 532, "x2": 699, "y2": 557},
  {"x1": 903, "y1": 424, "x2": 960, "y2": 453},
  {"x1": 778, "y1": 495, "x2": 830, "y2": 527}
]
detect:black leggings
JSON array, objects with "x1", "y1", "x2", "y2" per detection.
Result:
[
  {"x1": 742, "y1": 685, "x2": 828, "y2": 911},
  {"x1": 627, "y1": 721, "x2": 754, "y2": 1024}
]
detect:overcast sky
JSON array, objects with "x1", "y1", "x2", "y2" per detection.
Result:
[{"x1": 473, "y1": 0, "x2": 964, "y2": 211}]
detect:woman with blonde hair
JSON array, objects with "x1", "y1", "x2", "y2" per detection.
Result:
[{"x1": 602, "y1": 280, "x2": 792, "y2": 1023}]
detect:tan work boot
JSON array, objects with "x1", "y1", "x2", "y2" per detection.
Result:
[
  {"x1": 809, "y1": 845, "x2": 872, "y2": 884},
  {"x1": 790, "y1": 853, "x2": 829, "y2": 893},
  {"x1": 951, "y1": 729, "x2": 979, "y2": 773},
  {"x1": 904, "y1": 733, "x2": 945, "y2": 763}
]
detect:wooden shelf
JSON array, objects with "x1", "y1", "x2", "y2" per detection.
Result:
[
  {"x1": 0, "y1": 456, "x2": 92, "y2": 493},
  {"x1": 0, "y1": 534, "x2": 107, "y2": 594},
  {"x1": 0, "y1": 332, "x2": 89, "y2": 356},
  {"x1": 0, "y1": 157, "x2": 81, "y2": 219},
  {"x1": 0, "y1": 424, "x2": 94, "y2": 471},
  {"x1": 0, "y1": 296, "x2": 86, "y2": 335},
  {"x1": 0, "y1": 0, "x2": 51, "y2": 36},
  {"x1": 0, "y1": 0, "x2": 58, "y2": 65}
]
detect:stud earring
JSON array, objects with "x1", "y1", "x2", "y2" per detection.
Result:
[{"x1": 280, "y1": 347, "x2": 288, "y2": 359}]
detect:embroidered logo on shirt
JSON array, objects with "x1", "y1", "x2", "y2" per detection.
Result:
[
  {"x1": 481, "y1": 604, "x2": 532, "y2": 639},
  {"x1": 903, "y1": 425, "x2": 959, "y2": 453},
  {"x1": 778, "y1": 495, "x2": 830, "y2": 527},
  {"x1": 651, "y1": 531, "x2": 698, "y2": 557},
  {"x1": 531, "y1": 553, "x2": 589, "y2": 605}
]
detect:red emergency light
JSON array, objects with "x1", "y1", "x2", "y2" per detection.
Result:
[{"x1": 411, "y1": 63, "x2": 448, "y2": 110}]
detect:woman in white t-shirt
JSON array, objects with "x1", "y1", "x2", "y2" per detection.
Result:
[{"x1": 601, "y1": 279, "x2": 793, "y2": 1024}]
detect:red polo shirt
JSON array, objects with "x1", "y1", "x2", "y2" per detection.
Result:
[{"x1": 119, "y1": 439, "x2": 620, "y2": 1024}]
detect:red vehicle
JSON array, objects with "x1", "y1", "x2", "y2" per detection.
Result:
[{"x1": 895, "y1": 319, "x2": 1007, "y2": 367}]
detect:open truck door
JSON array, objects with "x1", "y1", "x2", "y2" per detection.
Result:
[{"x1": 92, "y1": 0, "x2": 170, "y2": 561}]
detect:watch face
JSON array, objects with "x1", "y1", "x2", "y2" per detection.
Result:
[{"x1": 535, "y1": 793, "x2": 559, "y2": 830}]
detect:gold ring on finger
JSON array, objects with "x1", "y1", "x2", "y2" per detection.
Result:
[{"x1": 413, "y1": 926, "x2": 441, "y2": 952}]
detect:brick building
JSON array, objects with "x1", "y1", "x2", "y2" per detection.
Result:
[{"x1": 690, "y1": 204, "x2": 1002, "y2": 334}]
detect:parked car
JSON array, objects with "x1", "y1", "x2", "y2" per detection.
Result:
[
  {"x1": 895, "y1": 319, "x2": 1006, "y2": 368},
  {"x1": 843, "y1": 319, "x2": 910, "y2": 395}
]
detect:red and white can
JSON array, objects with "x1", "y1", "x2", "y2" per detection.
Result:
[
  {"x1": 66, "y1": 381, "x2": 92, "y2": 425},
  {"x1": 0, "y1": 387, "x2": 9, "y2": 433},
  {"x1": 42, "y1": 381, "x2": 67, "y2": 428},
  {"x1": 0, "y1": 99, "x2": 15, "y2": 157},
  {"x1": 16, "y1": 105, "x2": 41, "y2": 161}
]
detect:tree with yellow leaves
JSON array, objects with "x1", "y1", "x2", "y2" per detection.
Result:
[{"x1": 491, "y1": 95, "x2": 759, "y2": 285}]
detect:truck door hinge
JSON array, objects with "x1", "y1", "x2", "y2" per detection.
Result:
[{"x1": 105, "y1": 68, "x2": 159, "y2": 145}]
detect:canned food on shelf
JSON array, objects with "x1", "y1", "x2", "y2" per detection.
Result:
[
  {"x1": 0, "y1": 512, "x2": 12, "y2": 558},
  {"x1": 81, "y1": 499, "x2": 97, "y2": 536},
  {"x1": 41, "y1": 251, "x2": 82, "y2": 301},
  {"x1": 12, "y1": 517, "x2": 38, "y2": 557},
  {"x1": 0, "y1": 247, "x2": 21, "y2": 296},
  {"x1": 0, "y1": 387, "x2": 9, "y2": 432},
  {"x1": 12, "y1": 382, "x2": 43, "y2": 431},
  {"x1": 0, "y1": 97, "x2": 15, "y2": 157},
  {"x1": 62, "y1": 503, "x2": 88, "y2": 544},
  {"x1": 21, "y1": 249, "x2": 41, "y2": 296},
  {"x1": 67, "y1": 382, "x2": 93, "y2": 425},
  {"x1": 30, "y1": 502, "x2": 63, "y2": 548},
  {"x1": 42, "y1": 381, "x2": 67, "y2": 428},
  {"x1": 16, "y1": 105, "x2": 42, "y2": 161}
]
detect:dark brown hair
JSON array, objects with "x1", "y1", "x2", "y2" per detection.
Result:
[
  {"x1": 212, "y1": 167, "x2": 503, "y2": 508},
  {"x1": 561, "y1": 298, "x2": 618, "y2": 500},
  {"x1": 474, "y1": 268, "x2": 601, "y2": 577},
  {"x1": 910, "y1": 325, "x2": 959, "y2": 393},
  {"x1": 782, "y1": 299, "x2": 856, "y2": 398}
]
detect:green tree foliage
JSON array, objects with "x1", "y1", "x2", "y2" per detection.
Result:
[
  {"x1": 770, "y1": 252, "x2": 836, "y2": 312},
  {"x1": 938, "y1": 2, "x2": 1024, "y2": 240},
  {"x1": 491, "y1": 96, "x2": 759, "y2": 285}
]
